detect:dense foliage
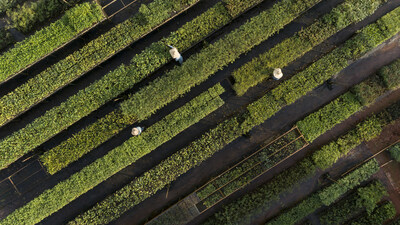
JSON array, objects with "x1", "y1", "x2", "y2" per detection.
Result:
[
  {"x1": 319, "y1": 181, "x2": 388, "y2": 225},
  {"x1": 35, "y1": 3, "x2": 232, "y2": 175},
  {"x1": 197, "y1": 131, "x2": 304, "y2": 207},
  {"x1": 388, "y1": 143, "x2": 400, "y2": 162},
  {"x1": 0, "y1": 0, "x2": 226, "y2": 169},
  {"x1": 0, "y1": 2, "x2": 104, "y2": 82},
  {"x1": 351, "y1": 202, "x2": 396, "y2": 225},
  {"x1": 379, "y1": 58, "x2": 400, "y2": 90},
  {"x1": 222, "y1": 0, "x2": 263, "y2": 17},
  {"x1": 68, "y1": 7, "x2": 400, "y2": 224},
  {"x1": 0, "y1": 0, "x2": 201, "y2": 127},
  {"x1": 7, "y1": 0, "x2": 78, "y2": 33},
  {"x1": 0, "y1": 27, "x2": 14, "y2": 50},
  {"x1": 266, "y1": 160, "x2": 379, "y2": 225},
  {"x1": 297, "y1": 57, "x2": 400, "y2": 143},
  {"x1": 232, "y1": 0, "x2": 385, "y2": 95},
  {"x1": 120, "y1": 0, "x2": 322, "y2": 120},
  {"x1": 0, "y1": 85, "x2": 224, "y2": 225},
  {"x1": 0, "y1": 0, "x2": 23, "y2": 13}
]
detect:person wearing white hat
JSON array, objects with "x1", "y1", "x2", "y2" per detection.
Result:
[
  {"x1": 168, "y1": 45, "x2": 183, "y2": 65},
  {"x1": 131, "y1": 126, "x2": 143, "y2": 136},
  {"x1": 273, "y1": 68, "x2": 283, "y2": 80}
]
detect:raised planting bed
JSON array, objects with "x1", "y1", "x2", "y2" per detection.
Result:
[
  {"x1": 7, "y1": 0, "x2": 81, "y2": 34},
  {"x1": 231, "y1": 0, "x2": 386, "y2": 96},
  {"x1": 195, "y1": 127, "x2": 307, "y2": 208},
  {"x1": 349, "y1": 201, "x2": 396, "y2": 225},
  {"x1": 0, "y1": 84, "x2": 225, "y2": 225},
  {"x1": 297, "y1": 58, "x2": 400, "y2": 143},
  {"x1": 65, "y1": 8, "x2": 400, "y2": 224},
  {"x1": 266, "y1": 160, "x2": 380, "y2": 225},
  {"x1": 145, "y1": 127, "x2": 308, "y2": 225},
  {"x1": 318, "y1": 181, "x2": 388, "y2": 225},
  {"x1": 0, "y1": 0, "x2": 201, "y2": 127},
  {"x1": 203, "y1": 82, "x2": 400, "y2": 224},
  {"x1": 0, "y1": 2, "x2": 104, "y2": 83}
]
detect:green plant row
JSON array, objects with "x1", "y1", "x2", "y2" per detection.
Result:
[
  {"x1": 7, "y1": 0, "x2": 80, "y2": 33},
  {"x1": 204, "y1": 113, "x2": 389, "y2": 225},
  {"x1": 40, "y1": 83, "x2": 224, "y2": 175},
  {"x1": 38, "y1": 0, "x2": 313, "y2": 174},
  {"x1": 389, "y1": 143, "x2": 400, "y2": 162},
  {"x1": 0, "y1": 0, "x2": 315, "y2": 167},
  {"x1": 0, "y1": 2, "x2": 104, "y2": 82},
  {"x1": 239, "y1": 6, "x2": 400, "y2": 134},
  {"x1": 205, "y1": 93, "x2": 400, "y2": 224},
  {"x1": 297, "y1": 58, "x2": 400, "y2": 142},
  {"x1": 36, "y1": 3, "x2": 232, "y2": 175},
  {"x1": 0, "y1": 0, "x2": 23, "y2": 13},
  {"x1": 68, "y1": 7, "x2": 400, "y2": 224},
  {"x1": 197, "y1": 131, "x2": 304, "y2": 207},
  {"x1": 0, "y1": 0, "x2": 200, "y2": 126},
  {"x1": 231, "y1": 0, "x2": 385, "y2": 96},
  {"x1": 222, "y1": 0, "x2": 264, "y2": 17},
  {"x1": 266, "y1": 160, "x2": 379, "y2": 225},
  {"x1": 351, "y1": 202, "x2": 396, "y2": 225},
  {"x1": 0, "y1": 2, "x2": 231, "y2": 169},
  {"x1": 120, "y1": 0, "x2": 322, "y2": 120},
  {"x1": 0, "y1": 84, "x2": 225, "y2": 225},
  {"x1": 319, "y1": 181, "x2": 387, "y2": 225},
  {"x1": 0, "y1": 27, "x2": 14, "y2": 50},
  {"x1": 40, "y1": 109, "x2": 135, "y2": 174}
]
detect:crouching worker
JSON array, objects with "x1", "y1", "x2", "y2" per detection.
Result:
[
  {"x1": 168, "y1": 45, "x2": 183, "y2": 65},
  {"x1": 131, "y1": 126, "x2": 143, "y2": 136}
]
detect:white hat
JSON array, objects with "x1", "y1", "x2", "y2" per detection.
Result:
[
  {"x1": 131, "y1": 127, "x2": 142, "y2": 136},
  {"x1": 273, "y1": 68, "x2": 283, "y2": 80}
]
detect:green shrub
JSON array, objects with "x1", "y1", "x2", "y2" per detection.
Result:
[
  {"x1": 222, "y1": 0, "x2": 263, "y2": 17},
  {"x1": 0, "y1": 2, "x2": 104, "y2": 82},
  {"x1": 297, "y1": 92, "x2": 363, "y2": 142},
  {"x1": 205, "y1": 158, "x2": 317, "y2": 225},
  {"x1": 319, "y1": 181, "x2": 387, "y2": 225},
  {"x1": 351, "y1": 75, "x2": 386, "y2": 106},
  {"x1": 0, "y1": 27, "x2": 14, "y2": 50},
  {"x1": 312, "y1": 116, "x2": 383, "y2": 169},
  {"x1": 267, "y1": 160, "x2": 379, "y2": 225},
  {"x1": 357, "y1": 181, "x2": 388, "y2": 215},
  {"x1": 318, "y1": 160, "x2": 379, "y2": 206},
  {"x1": 388, "y1": 143, "x2": 400, "y2": 162},
  {"x1": 7, "y1": 0, "x2": 72, "y2": 33},
  {"x1": 351, "y1": 202, "x2": 396, "y2": 225},
  {"x1": 378, "y1": 58, "x2": 400, "y2": 90},
  {"x1": 0, "y1": 0, "x2": 23, "y2": 13}
]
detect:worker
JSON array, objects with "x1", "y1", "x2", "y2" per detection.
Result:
[
  {"x1": 273, "y1": 68, "x2": 283, "y2": 80},
  {"x1": 168, "y1": 45, "x2": 183, "y2": 65},
  {"x1": 131, "y1": 126, "x2": 143, "y2": 136}
]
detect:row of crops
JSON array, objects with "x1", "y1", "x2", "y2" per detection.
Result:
[
  {"x1": 0, "y1": 0, "x2": 399, "y2": 224},
  {"x1": 148, "y1": 57, "x2": 400, "y2": 224}
]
